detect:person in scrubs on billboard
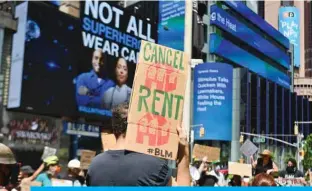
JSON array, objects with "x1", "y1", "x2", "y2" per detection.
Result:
[
  {"x1": 76, "y1": 49, "x2": 115, "y2": 108},
  {"x1": 102, "y1": 57, "x2": 132, "y2": 110}
]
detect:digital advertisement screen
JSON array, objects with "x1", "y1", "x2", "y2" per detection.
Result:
[
  {"x1": 9, "y1": 0, "x2": 157, "y2": 120},
  {"x1": 209, "y1": 33, "x2": 290, "y2": 89},
  {"x1": 278, "y1": 7, "x2": 300, "y2": 68},
  {"x1": 210, "y1": 5, "x2": 289, "y2": 69},
  {"x1": 193, "y1": 62, "x2": 233, "y2": 141},
  {"x1": 222, "y1": 0, "x2": 289, "y2": 49},
  {"x1": 158, "y1": 0, "x2": 185, "y2": 51}
]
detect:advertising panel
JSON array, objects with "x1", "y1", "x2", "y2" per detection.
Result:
[
  {"x1": 8, "y1": 2, "x2": 28, "y2": 108},
  {"x1": 125, "y1": 41, "x2": 189, "y2": 160},
  {"x1": 210, "y1": 34, "x2": 290, "y2": 89},
  {"x1": 8, "y1": 0, "x2": 157, "y2": 120},
  {"x1": 158, "y1": 0, "x2": 185, "y2": 51},
  {"x1": 279, "y1": 7, "x2": 300, "y2": 67},
  {"x1": 193, "y1": 62, "x2": 233, "y2": 141},
  {"x1": 63, "y1": 122, "x2": 100, "y2": 137},
  {"x1": 210, "y1": 5, "x2": 289, "y2": 69},
  {"x1": 222, "y1": 0, "x2": 289, "y2": 49}
]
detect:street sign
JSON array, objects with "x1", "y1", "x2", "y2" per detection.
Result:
[{"x1": 252, "y1": 137, "x2": 265, "y2": 143}]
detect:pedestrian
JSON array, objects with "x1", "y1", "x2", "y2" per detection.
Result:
[
  {"x1": 228, "y1": 175, "x2": 242, "y2": 186},
  {"x1": 0, "y1": 143, "x2": 17, "y2": 191},
  {"x1": 198, "y1": 174, "x2": 219, "y2": 186},
  {"x1": 252, "y1": 173, "x2": 277, "y2": 186},
  {"x1": 86, "y1": 102, "x2": 191, "y2": 186},
  {"x1": 35, "y1": 156, "x2": 61, "y2": 186},
  {"x1": 279, "y1": 158, "x2": 304, "y2": 178},
  {"x1": 251, "y1": 149, "x2": 278, "y2": 176},
  {"x1": 207, "y1": 162, "x2": 226, "y2": 186},
  {"x1": 18, "y1": 166, "x2": 34, "y2": 182},
  {"x1": 62, "y1": 159, "x2": 85, "y2": 186}
]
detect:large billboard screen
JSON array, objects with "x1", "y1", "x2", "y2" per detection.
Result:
[
  {"x1": 193, "y1": 63, "x2": 233, "y2": 141},
  {"x1": 158, "y1": 0, "x2": 185, "y2": 51},
  {"x1": 279, "y1": 7, "x2": 300, "y2": 67},
  {"x1": 8, "y1": 0, "x2": 157, "y2": 119},
  {"x1": 209, "y1": 33, "x2": 290, "y2": 89},
  {"x1": 210, "y1": 5, "x2": 289, "y2": 69}
]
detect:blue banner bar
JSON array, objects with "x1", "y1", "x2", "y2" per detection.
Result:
[
  {"x1": 210, "y1": 5, "x2": 289, "y2": 69},
  {"x1": 222, "y1": 0, "x2": 290, "y2": 49},
  {"x1": 209, "y1": 33, "x2": 290, "y2": 89}
]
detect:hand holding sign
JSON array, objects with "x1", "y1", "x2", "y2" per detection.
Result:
[{"x1": 41, "y1": 146, "x2": 57, "y2": 160}]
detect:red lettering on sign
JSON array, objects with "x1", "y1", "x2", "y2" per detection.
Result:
[
  {"x1": 136, "y1": 113, "x2": 170, "y2": 146},
  {"x1": 145, "y1": 65, "x2": 178, "y2": 92}
]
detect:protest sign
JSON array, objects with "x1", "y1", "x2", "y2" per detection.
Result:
[
  {"x1": 80, "y1": 150, "x2": 96, "y2": 170},
  {"x1": 275, "y1": 178, "x2": 305, "y2": 186},
  {"x1": 240, "y1": 139, "x2": 258, "y2": 157},
  {"x1": 51, "y1": 179, "x2": 73, "y2": 186},
  {"x1": 228, "y1": 162, "x2": 252, "y2": 177},
  {"x1": 101, "y1": 133, "x2": 116, "y2": 151},
  {"x1": 41, "y1": 146, "x2": 57, "y2": 160},
  {"x1": 126, "y1": 40, "x2": 189, "y2": 160},
  {"x1": 192, "y1": 144, "x2": 220, "y2": 162}
]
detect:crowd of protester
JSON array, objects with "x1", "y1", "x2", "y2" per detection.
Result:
[{"x1": 1, "y1": 103, "x2": 312, "y2": 190}]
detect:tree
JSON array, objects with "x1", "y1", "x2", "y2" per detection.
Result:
[{"x1": 302, "y1": 134, "x2": 312, "y2": 171}]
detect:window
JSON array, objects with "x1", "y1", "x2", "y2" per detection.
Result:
[{"x1": 281, "y1": 0, "x2": 294, "y2": 6}]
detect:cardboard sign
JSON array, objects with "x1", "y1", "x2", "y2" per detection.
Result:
[
  {"x1": 126, "y1": 41, "x2": 189, "y2": 160},
  {"x1": 192, "y1": 144, "x2": 220, "y2": 162},
  {"x1": 80, "y1": 150, "x2": 96, "y2": 170},
  {"x1": 101, "y1": 133, "x2": 116, "y2": 151},
  {"x1": 228, "y1": 162, "x2": 252, "y2": 177},
  {"x1": 41, "y1": 146, "x2": 57, "y2": 160},
  {"x1": 240, "y1": 139, "x2": 258, "y2": 157},
  {"x1": 51, "y1": 179, "x2": 73, "y2": 186},
  {"x1": 275, "y1": 178, "x2": 305, "y2": 186}
]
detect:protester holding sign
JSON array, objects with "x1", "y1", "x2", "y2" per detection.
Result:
[
  {"x1": 86, "y1": 102, "x2": 190, "y2": 186},
  {"x1": 35, "y1": 156, "x2": 60, "y2": 186},
  {"x1": 251, "y1": 150, "x2": 278, "y2": 176}
]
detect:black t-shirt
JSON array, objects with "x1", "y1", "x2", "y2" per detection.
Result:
[
  {"x1": 86, "y1": 150, "x2": 172, "y2": 186},
  {"x1": 279, "y1": 170, "x2": 304, "y2": 178}
]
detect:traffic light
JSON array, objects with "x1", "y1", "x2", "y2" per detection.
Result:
[
  {"x1": 299, "y1": 150, "x2": 305, "y2": 158},
  {"x1": 294, "y1": 124, "x2": 298, "y2": 135}
]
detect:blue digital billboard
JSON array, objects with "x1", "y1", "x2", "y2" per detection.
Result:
[
  {"x1": 158, "y1": 0, "x2": 185, "y2": 51},
  {"x1": 209, "y1": 33, "x2": 290, "y2": 89},
  {"x1": 222, "y1": 0, "x2": 290, "y2": 49},
  {"x1": 210, "y1": 5, "x2": 289, "y2": 69},
  {"x1": 279, "y1": 7, "x2": 300, "y2": 67},
  {"x1": 193, "y1": 62, "x2": 233, "y2": 141}
]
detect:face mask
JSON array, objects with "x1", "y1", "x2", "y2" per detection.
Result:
[{"x1": 286, "y1": 166, "x2": 295, "y2": 174}]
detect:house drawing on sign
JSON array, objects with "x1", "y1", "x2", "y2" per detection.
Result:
[
  {"x1": 136, "y1": 113, "x2": 171, "y2": 146},
  {"x1": 145, "y1": 65, "x2": 178, "y2": 92}
]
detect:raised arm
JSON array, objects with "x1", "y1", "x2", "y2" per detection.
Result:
[{"x1": 176, "y1": 125, "x2": 191, "y2": 186}]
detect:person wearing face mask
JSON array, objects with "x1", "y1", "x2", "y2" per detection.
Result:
[
  {"x1": 251, "y1": 150, "x2": 278, "y2": 176},
  {"x1": 102, "y1": 57, "x2": 131, "y2": 110},
  {"x1": 35, "y1": 156, "x2": 61, "y2": 186},
  {"x1": 279, "y1": 158, "x2": 303, "y2": 178}
]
